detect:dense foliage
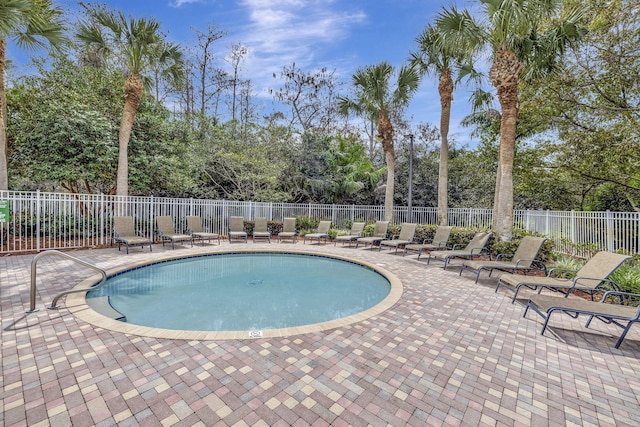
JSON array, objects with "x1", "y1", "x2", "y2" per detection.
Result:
[{"x1": 3, "y1": 1, "x2": 639, "y2": 215}]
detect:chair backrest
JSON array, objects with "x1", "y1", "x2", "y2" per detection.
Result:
[
  {"x1": 575, "y1": 252, "x2": 632, "y2": 288},
  {"x1": 254, "y1": 217, "x2": 268, "y2": 232},
  {"x1": 156, "y1": 216, "x2": 176, "y2": 235},
  {"x1": 432, "y1": 226, "x2": 453, "y2": 246},
  {"x1": 372, "y1": 221, "x2": 389, "y2": 238},
  {"x1": 512, "y1": 236, "x2": 546, "y2": 267},
  {"x1": 114, "y1": 216, "x2": 136, "y2": 237},
  {"x1": 186, "y1": 216, "x2": 204, "y2": 233},
  {"x1": 464, "y1": 232, "x2": 490, "y2": 251},
  {"x1": 282, "y1": 217, "x2": 296, "y2": 233},
  {"x1": 350, "y1": 222, "x2": 365, "y2": 236},
  {"x1": 398, "y1": 223, "x2": 417, "y2": 241},
  {"x1": 230, "y1": 216, "x2": 245, "y2": 232},
  {"x1": 316, "y1": 221, "x2": 331, "y2": 234}
]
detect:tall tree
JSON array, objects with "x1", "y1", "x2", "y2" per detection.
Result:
[
  {"x1": 525, "y1": 0, "x2": 640, "y2": 210},
  {"x1": 0, "y1": 0, "x2": 66, "y2": 190},
  {"x1": 436, "y1": 0, "x2": 586, "y2": 240},
  {"x1": 191, "y1": 24, "x2": 226, "y2": 117},
  {"x1": 410, "y1": 24, "x2": 478, "y2": 226},
  {"x1": 76, "y1": 6, "x2": 183, "y2": 196},
  {"x1": 225, "y1": 43, "x2": 247, "y2": 123},
  {"x1": 338, "y1": 62, "x2": 420, "y2": 221},
  {"x1": 271, "y1": 63, "x2": 343, "y2": 135}
]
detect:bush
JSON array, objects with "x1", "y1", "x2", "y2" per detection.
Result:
[
  {"x1": 547, "y1": 255, "x2": 585, "y2": 278},
  {"x1": 488, "y1": 229, "x2": 554, "y2": 262},
  {"x1": 610, "y1": 264, "x2": 640, "y2": 294}
]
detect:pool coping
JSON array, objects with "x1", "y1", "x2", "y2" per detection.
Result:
[{"x1": 65, "y1": 248, "x2": 403, "y2": 340}]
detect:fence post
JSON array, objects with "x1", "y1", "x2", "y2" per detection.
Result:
[
  {"x1": 100, "y1": 193, "x2": 105, "y2": 246},
  {"x1": 149, "y1": 195, "x2": 154, "y2": 241},
  {"x1": 36, "y1": 190, "x2": 41, "y2": 252},
  {"x1": 570, "y1": 210, "x2": 576, "y2": 248},
  {"x1": 606, "y1": 210, "x2": 614, "y2": 252},
  {"x1": 545, "y1": 210, "x2": 550, "y2": 236}
]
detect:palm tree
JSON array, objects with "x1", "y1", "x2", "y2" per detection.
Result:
[
  {"x1": 76, "y1": 7, "x2": 183, "y2": 196},
  {"x1": 0, "y1": 0, "x2": 66, "y2": 190},
  {"x1": 410, "y1": 24, "x2": 479, "y2": 226},
  {"x1": 436, "y1": 0, "x2": 586, "y2": 240},
  {"x1": 337, "y1": 62, "x2": 420, "y2": 221}
]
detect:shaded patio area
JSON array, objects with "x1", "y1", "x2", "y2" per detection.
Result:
[{"x1": 2, "y1": 242, "x2": 640, "y2": 426}]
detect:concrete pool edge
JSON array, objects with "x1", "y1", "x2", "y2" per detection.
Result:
[{"x1": 65, "y1": 248, "x2": 403, "y2": 340}]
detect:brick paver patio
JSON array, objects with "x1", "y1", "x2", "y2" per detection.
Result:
[{"x1": 2, "y1": 242, "x2": 639, "y2": 426}]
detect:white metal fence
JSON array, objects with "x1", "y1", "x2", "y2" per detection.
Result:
[{"x1": 1, "y1": 190, "x2": 639, "y2": 257}]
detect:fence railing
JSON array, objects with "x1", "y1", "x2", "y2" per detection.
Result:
[{"x1": 1, "y1": 190, "x2": 639, "y2": 257}]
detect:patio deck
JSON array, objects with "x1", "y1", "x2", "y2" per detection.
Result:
[{"x1": 2, "y1": 242, "x2": 640, "y2": 426}]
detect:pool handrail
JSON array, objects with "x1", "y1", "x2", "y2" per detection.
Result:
[{"x1": 28, "y1": 250, "x2": 107, "y2": 312}]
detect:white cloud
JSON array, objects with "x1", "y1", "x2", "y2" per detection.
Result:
[
  {"x1": 233, "y1": 0, "x2": 366, "y2": 97},
  {"x1": 170, "y1": 0, "x2": 204, "y2": 8}
]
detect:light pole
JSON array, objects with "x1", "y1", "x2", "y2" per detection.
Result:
[{"x1": 405, "y1": 134, "x2": 414, "y2": 223}]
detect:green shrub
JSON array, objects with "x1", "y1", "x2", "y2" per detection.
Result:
[
  {"x1": 488, "y1": 229, "x2": 554, "y2": 262},
  {"x1": 295, "y1": 215, "x2": 318, "y2": 231},
  {"x1": 610, "y1": 264, "x2": 640, "y2": 294},
  {"x1": 547, "y1": 255, "x2": 585, "y2": 278}
]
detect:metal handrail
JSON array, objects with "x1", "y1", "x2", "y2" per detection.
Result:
[{"x1": 27, "y1": 250, "x2": 108, "y2": 313}]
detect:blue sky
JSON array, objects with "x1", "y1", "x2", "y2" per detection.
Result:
[{"x1": 15, "y1": 0, "x2": 482, "y2": 146}]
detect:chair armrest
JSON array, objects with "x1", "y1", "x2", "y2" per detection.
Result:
[
  {"x1": 513, "y1": 258, "x2": 547, "y2": 273},
  {"x1": 569, "y1": 276, "x2": 621, "y2": 292},
  {"x1": 469, "y1": 247, "x2": 488, "y2": 256},
  {"x1": 496, "y1": 253, "x2": 514, "y2": 261},
  {"x1": 547, "y1": 267, "x2": 578, "y2": 278},
  {"x1": 600, "y1": 290, "x2": 640, "y2": 305},
  {"x1": 452, "y1": 243, "x2": 466, "y2": 250}
]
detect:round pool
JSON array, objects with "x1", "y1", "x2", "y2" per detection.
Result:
[{"x1": 70, "y1": 251, "x2": 403, "y2": 340}]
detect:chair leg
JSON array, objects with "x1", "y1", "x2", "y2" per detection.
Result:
[{"x1": 615, "y1": 323, "x2": 634, "y2": 348}]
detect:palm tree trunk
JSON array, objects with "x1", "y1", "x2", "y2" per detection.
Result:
[
  {"x1": 0, "y1": 38, "x2": 8, "y2": 190},
  {"x1": 378, "y1": 111, "x2": 395, "y2": 221},
  {"x1": 116, "y1": 73, "x2": 143, "y2": 197},
  {"x1": 438, "y1": 69, "x2": 453, "y2": 226},
  {"x1": 490, "y1": 47, "x2": 523, "y2": 241}
]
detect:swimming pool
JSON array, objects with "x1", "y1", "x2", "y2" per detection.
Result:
[{"x1": 75, "y1": 251, "x2": 402, "y2": 339}]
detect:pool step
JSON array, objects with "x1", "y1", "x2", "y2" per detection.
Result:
[{"x1": 86, "y1": 296, "x2": 126, "y2": 321}]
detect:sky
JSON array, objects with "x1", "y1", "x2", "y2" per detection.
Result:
[{"x1": 12, "y1": 0, "x2": 483, "y2": 146}]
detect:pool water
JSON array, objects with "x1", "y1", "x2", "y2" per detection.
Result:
[{"x1": 87, "y1": 253, "x2": 391, "y2": 331}]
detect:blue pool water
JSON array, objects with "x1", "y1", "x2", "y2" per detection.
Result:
[{"x1": 87, "y1": 253, "x2": 391, "y2": 331}]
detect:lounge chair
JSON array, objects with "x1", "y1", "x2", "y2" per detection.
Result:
[
  {"x1": 379, "y1": 223, "x2": 417, "y2": 254},
  {"x1": 460, "y1": 236, "x2": 547, "y2": 283},
  {"x1": 278, "y1": 217, "x2": 297, "y2": 243},
  {"x1": 304, "y1": 220, "x2": 332, "y2": 244},
  {"x1": 252, "y1": 217, "x2": 271, "y2": 243},
  {"x1": 356, "y1": 220, "x2": 389, "y2": 249},
  {"x1": 228, "y1": 216, "x2": 248, "y2": 243},
  {"x1": 496, "y1": 251, "x2": 631, "y2": 303},
  {"x1": 156, "y1": 216, "x2": 193, "y2": 249},
  {"x1": 404, "y1": 226, "x2": 453, "y2": 259},
  {"x1": 524, "y1": 291, "x2": 640, "y2": 349},
  {"x1": 113, "y1": 216, "x2": 152, "y2": 254},
  {"x1": 334, "y1": 222, "x2": 366, "y2": 246},
  {"x1": 426, "y1": 232, "x2": 491, "y2": 270},
  {"x1": 186, "y1": 216, "x2": 220, "y2": 246}
]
